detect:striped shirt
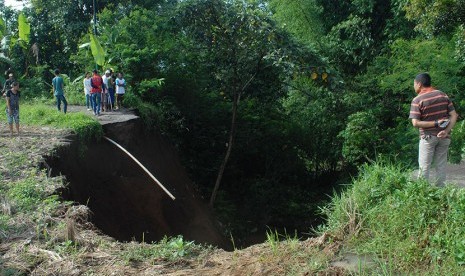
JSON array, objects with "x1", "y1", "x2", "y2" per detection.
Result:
[{"x1": 409, "y1": 89, "x2": 455, "y2": 137}]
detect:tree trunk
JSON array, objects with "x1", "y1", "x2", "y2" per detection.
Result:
[{"x1": 209, "y1": 93, "x2": 238, "y2": 207}]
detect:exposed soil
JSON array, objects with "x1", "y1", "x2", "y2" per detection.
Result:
[
  {"x1": 47, "y1": 107, "x2": 230, "y2": 249},
  {"x1": 0, "y1": 110, "x2": 342, "y2": 275}
]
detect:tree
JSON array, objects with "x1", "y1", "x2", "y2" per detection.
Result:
[
  {"x1": 175, "y1": 0, "x2": 310, "y2": 206},
  {"x1": 405, "y1": 0, "x2": 465, "y2": 36},
  {"x1": 268, "y1": 0, "x2": 324, "y2": 45}
]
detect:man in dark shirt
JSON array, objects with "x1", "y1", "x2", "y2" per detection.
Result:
[
  {"x1": 2, "y1": 73, "x2": 15, "y2": 97},
  {"x1": 5, "y1": 81, "x2": 20, "y2": 135},
  {"x1": 409, "y1": 73, "x2": 458, "y2": 186}
]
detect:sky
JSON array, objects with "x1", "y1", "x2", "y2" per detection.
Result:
[{"x1": 4, "y1": 0, "x2": 27, "y2": 10}]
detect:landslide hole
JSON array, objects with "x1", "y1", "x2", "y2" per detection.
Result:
[{"x1": 46, "y1": 134, "x2": 229, "y2": 249}]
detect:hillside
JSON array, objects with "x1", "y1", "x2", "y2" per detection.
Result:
[
  {"x1": 0, "y1": 109, "x2": 343, "y2": 275},
  {"x1": 2, "y1": 107, "x2": 465, "y2": 275}
]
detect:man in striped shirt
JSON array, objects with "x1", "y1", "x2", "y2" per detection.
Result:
[{"x1": 409, "y1": 73, "x2": 458, "y2": 186}]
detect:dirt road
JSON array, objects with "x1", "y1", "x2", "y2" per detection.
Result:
[
  {"x1": 67, "y1": 105, "x2": 139, "y2": 125},
  {"x1": 412, "y1": 161, "x2": 465, "y2": 187}
]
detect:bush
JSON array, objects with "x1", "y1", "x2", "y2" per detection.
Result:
[
  {"x1": 339, "y1": 111, "x2": 381, "y2": 165},
  {"x1": 321, "y1": 161, "x2": 465, "y2": 273}
]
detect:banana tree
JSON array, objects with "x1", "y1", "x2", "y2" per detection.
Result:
[
  {"x1": 79, "y1": 33, "x2": 106, "y2": 69},
  {"x1": 0, "y1": 16, "x2": 14, "y2": 80}
]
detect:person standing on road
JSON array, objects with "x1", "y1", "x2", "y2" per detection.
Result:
[
  {"x1": 5, "y1": 81, "x2": 20, "y2": 136},
  {"x1": 90, "y1": 69, "x2": 103, "y2": 116},
  {"x1": 52, "y1": 69, "x2": 67, "y2": 114},
  {"x1": 83, "y1": 72, "x2": 92, "y2": 110},
  {"x1": 409, "y1": 73, "x2": 458, "y2": 186},
  {"x1": 115, "y1": 72, "x2": 126, "y2": 110},
  {"x1": 102, "y1": 70, "x2": 111, "y2": 112},
  {"x1": 108, "y1": 69, "x2": 116, "y2": 111}
]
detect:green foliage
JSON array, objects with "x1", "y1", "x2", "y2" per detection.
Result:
[
  {"x1": 64, "y1": 77, "x2": 88, "y2": 106},
  {"x1": 3, "y1": 0, "x2": 462, "y2": 260},
  {"x1": 341, "y1": 36, "x2": 465, "y2": 167},
  {"x1": 325, "y1": 15, "x2": 376, "y2": 75},
  {"x1": 282, "y1": 78, "x2": 343, "y2": 171},
  {"x1": 339, "y1": 111, "x2": 380, "y2": 165},
  {"x1": 8, "y1": 175, "x2": 48, "y2": 211},
  {"x1": 89, "y1": 33, "x2": 105, "y2": 67},
  {"x1": 322, "y1": 161, "x2": 465, "y2": 273},
  {"x1": 450, "y1": 120, "x2": 465, "y2": 163},
  {"x1": 405, "y1": 0, "x2": 463, "y2": 36},
  {"x1": 268, "y1": 0, "x2": 324, "y2": 45},
  {"x1": 0, "y1": 17, "x2": 5, "y2": 38},
  {"x1": 121, "y1": 235, "x2": 207, "y2": 264},
  {"x1": 17, "y1": 13, "x2": 30, "y2": 45},
  {"x1": 124, "y1": 92, "x2": 162, "y2": 129},
  {"x1": 19, "y1": 64, "x2": 52, "y2": 98}
]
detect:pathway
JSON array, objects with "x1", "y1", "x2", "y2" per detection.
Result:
[
  {"x1": 412, "y1": 161, "x2": 465, "y2": 187},
  {"x1": 66, "y1": 105, "x2": 139, "y2": 125}
]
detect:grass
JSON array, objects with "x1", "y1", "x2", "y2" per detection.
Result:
[
  {"x1": 22, "y1": 103, "x2": 102, "y2": 141},
  {"x1": 120, "y1": 235, "x2": 210, "y2": 264},
  {"x1": 9, "y1": 94, "x2": 465, "y2": 274},
  {"x1": 0, "y1": 97, "x2": 224, "y2": 274},
  {"x1": 320, "y1": 160, "x2": 465, "y2": 274}
]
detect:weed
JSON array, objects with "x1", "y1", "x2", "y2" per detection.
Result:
[
  {"x1": 54, "y1": 240, "x2": 79, "y2": 255},
  {"x1": 8, "y1": 177, "x2": 46, "y2": 212},
  {"x1": 266, "y1": 228, "x2": 280, "y2": 255},
  {"x1": 321, "y1": 160, "x2": 465, "y2": 274},
  {"x1": 120, "y1": 235, "x2": 207, "y2": 264}
]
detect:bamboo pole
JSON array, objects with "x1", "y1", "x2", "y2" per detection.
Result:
[{"x1": 103, "y1": 136, "x2": 176, "y2": 200}]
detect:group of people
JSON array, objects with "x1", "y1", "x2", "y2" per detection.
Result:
[
  {"x1": 52, "y1": 68, "x2": 127, "y2": 117},
  {"x1": 1, "y1": 68, "x2": 127, "y2": 135},
  {"x1": 83, "y1": 69, "x2": 126, "y2": 116}
]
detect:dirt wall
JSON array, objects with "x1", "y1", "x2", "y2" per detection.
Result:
[{"x1": 48, "y1": 118, "x2": 230, "y2": 249}]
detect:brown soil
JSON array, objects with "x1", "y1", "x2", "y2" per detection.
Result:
[{"x1": 47, "y1": 108, "x2": 229, "y2": 249}]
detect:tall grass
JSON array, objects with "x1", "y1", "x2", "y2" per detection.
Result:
[{"x1": 321, "y1": 161, "x2": 465, "y2": 274}]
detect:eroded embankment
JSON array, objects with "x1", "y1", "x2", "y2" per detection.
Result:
[{"x1": 46, "y1": 118, "x2": 229, "y2": 249}]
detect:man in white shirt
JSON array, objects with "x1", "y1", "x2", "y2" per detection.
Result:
[
  {"x1": 102, "y1": 70, "x2": 111, "y2": 111},
  {"x1": 115, "y1": 72, "x2": 126, "y2": 110}
]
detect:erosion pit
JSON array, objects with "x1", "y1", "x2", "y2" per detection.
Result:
[{"x1": 46, "y1": 116, "x2": 229, "y2": 249}]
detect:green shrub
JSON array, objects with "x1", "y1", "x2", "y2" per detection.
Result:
[
  {"x1": 321, "y1": 161, "x2": 465, "y2": 273},
  {"x1": 63, "y1": 77, "x2": 87, "y2": 106},
  {"x1": 339, "y1": 111, "x2": 381, "y2": 165},
  {"x1": 121, "y1": 235, "x2": 207, "y2": 264},
  {"x1": 8, "y1": 176, "x2": 47, "y2": 212}
]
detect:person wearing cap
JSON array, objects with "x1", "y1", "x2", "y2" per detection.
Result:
[
  {"x1": 2, "y1": 73, "x2": 15, "y2": 97},
  {"x1": 52, "y1": 69, "x2": 67, "y2": 114},
  {"x1": 102, "y1": 70, "x2": 111, "y2": 112}
]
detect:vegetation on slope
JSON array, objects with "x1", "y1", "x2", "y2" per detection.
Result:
[{"x1": 322, "y1": 161, "x2": 465, "y2": 274}]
